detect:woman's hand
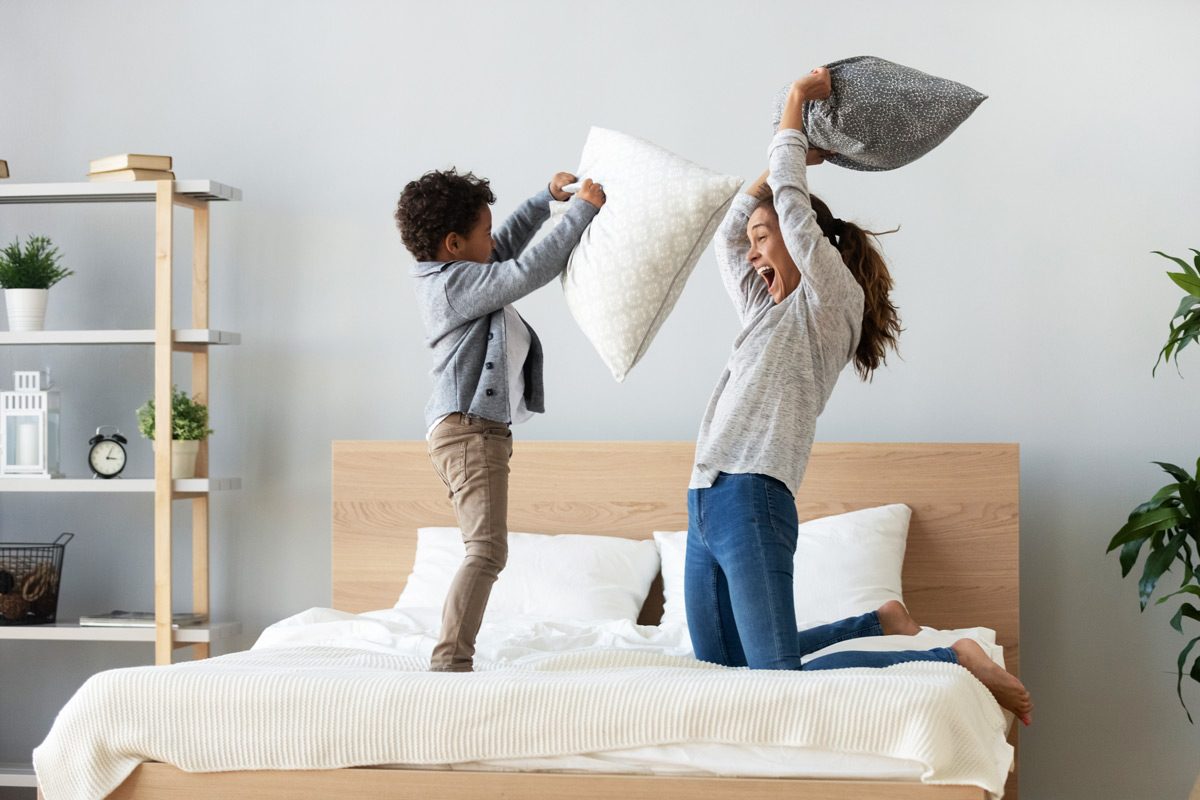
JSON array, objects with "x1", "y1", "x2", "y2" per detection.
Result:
[
  {"x1": 807, "y1": 147, "x2": 831, "y2": 166},
  {"x1": 779, "y1": 67, "x2": 832, "y2": 132},
  {"x1": 746, "y1": 169, "x2": 772, "y2": 201},
  {"x1": 792, "y1": 67, "x2": 832, "y2": 102},
  {"x1": 549, "y1": 172, "x2": 577, "y2": 201}
]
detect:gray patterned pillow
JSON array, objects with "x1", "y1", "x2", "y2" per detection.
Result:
[{"x1": 771, "y1": 56, "x2": 987, "y2": 171}]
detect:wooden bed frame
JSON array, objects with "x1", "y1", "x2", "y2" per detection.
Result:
[{"x1": 86, "y1": 440, "x2": 1019, "y2": 800}]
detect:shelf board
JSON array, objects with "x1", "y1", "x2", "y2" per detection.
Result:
[
  {"x1": 0, "y1": 620, "x2": 242, "y2": 643},
  {"x1": 0, "y1": 180, "x2": 241, "y2": 204},
  {"x1": 0, "y1": 762, "x2": 37, "y2": 788},
  {"x1": 0, "y1": 328, "x2": 240, "y2": 346},
  {"x1": 0, "y1": 477, "x2": 241, "y2": 493}
]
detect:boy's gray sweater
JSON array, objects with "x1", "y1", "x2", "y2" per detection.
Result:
[{"x1": 411, "y1": 188, "x2": 599, "y2": 429}]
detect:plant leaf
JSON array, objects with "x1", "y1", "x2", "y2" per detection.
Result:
[
  {"x1": 1171, "y1": 602, "x2": 1200, "y2": 633},
  {"x1": 1169, "y1": 272, "x2": 1200, "y2": 296},
  {"x1": 1154, "y1": 462, "x2": 1192, "y2": 484},
  {"x1": 1119, "y1": 538, "x2": 1145, "y2": 577},
  {"x1": 1154, "y1": 250, "x2": 1200, "y2": 279},
  {"x1": 1176, "y1": 634, "x2": 1200, "y2": 723},
  {"x1": 1157, "y1": 585, "x2": 1200, "y2": 605},
  {"x1": 1139, "y1": 529, "x2": 1188, "y2": 609},
  {"x1": 1153, "y1": 466, "x2": 1200, "y2": 525},
  {"x1": 1108, "y1": 506, "x2": 1185, "y2": 551},
  {"x1": 1173, "y1": 294, "x2": 1200, "y2": 319}
]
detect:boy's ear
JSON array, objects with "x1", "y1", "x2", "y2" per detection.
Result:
[{"x1": 443, "y1": 232, "x2": 460, "y2": 256}]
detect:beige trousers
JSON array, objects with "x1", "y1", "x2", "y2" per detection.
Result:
[{"x1": 427, "y1": 413, "x2": 513, "y2": 671}]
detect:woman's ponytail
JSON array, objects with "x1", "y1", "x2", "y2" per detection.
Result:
[{"x1": 810, "y1": 195, "x2": 901, "y2": 381}]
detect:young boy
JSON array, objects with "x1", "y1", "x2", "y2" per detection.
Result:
[{"x1": 395, "y1": 168, "x2": 605, "y2": 672}]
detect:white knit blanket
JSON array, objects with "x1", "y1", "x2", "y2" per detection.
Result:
[{"x1": 33, "y1": 609, "x2": 1013, "y2": 800}]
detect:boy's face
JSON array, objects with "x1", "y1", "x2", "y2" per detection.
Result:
[{"x1": 443, "y1": 206, "x2": 494, "y2": 263}]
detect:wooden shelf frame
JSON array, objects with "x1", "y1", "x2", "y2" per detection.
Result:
[{"x1": 0, "y1": 179, "x2": 240, "y2": 665}]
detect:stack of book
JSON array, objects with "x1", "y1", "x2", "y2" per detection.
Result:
[
  {"x1": 79, "y1": 610, "x2": 205, "y2": 628},
  {"x1": 0, "y1": 159, "x2": 8, "y2": 179},
  {"x1": 88, "y1": 154, "x2": 174, "y2": 182}
]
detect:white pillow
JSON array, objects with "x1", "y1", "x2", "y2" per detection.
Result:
[
  {"x1": 397, "y1": 527, "x2": 661, "y2": 623},
  {"x1": 653, "y1": 504, "x2": 911, "y2": 631},
  {"x1": 556, "y1": 127, "x2": 743, "y2": 382}
]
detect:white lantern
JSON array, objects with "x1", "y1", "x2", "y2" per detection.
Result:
[{"x1": 0, "y1": 371, "x2": 61, "y2": 478}]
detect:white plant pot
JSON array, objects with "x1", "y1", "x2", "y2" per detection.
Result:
[
  {"x1": 5, "y1": 288, "x2": 48, "y2": 332},
  {"x1": 171, "y1": 440, "x2": 200, "y2": 479}
]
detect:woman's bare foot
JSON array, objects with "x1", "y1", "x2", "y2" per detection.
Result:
[
  {"x1": 877, "y1": 600, "x2": 920, "y2": 636},
  {"x1": 952, "y1": 639, "x2": 1033, "y2": 726}
]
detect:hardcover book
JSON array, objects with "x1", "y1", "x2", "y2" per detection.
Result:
[
  {"x1": 88, "y1": 169, "x2": 176, "y2": 183},
  {"x1": 88, "y1": 153, "x2": 173, "y2": 173}
]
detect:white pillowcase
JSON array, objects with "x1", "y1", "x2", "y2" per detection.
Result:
[
  {"x1": 653, "y1": 504, "x2": 911, "y2": 630},
  {"x1": 555, "y1": 127, "x2": 743, "y2": 382},
  {"x1": 396, "y1": 527, "x2": 661, "y2": 623}
]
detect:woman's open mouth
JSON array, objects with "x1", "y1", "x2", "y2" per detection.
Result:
[{"x1": 757, "y1": 265, "x2": 777, "y2": 293}]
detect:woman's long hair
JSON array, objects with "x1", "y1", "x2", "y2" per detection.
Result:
[{"x1": 808, "y1": 194, "x2": 901, "y2": 381}]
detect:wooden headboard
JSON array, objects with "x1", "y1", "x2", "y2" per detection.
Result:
[{"x1": 332, "y1": 440, "x2": 1019, "y2": 678}]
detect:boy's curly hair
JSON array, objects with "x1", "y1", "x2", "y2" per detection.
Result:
[{"x1": 395, "y1": 168, "x2": 496, "y2": 261}]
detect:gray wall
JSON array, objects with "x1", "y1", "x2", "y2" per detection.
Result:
[{"x1": 1, "y1": 2, "x2": 1198, "y2": 798}]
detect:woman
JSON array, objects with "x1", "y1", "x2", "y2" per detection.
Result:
[{"x1": 686, "y1": 67, "x2": 1032, "y2": 725}]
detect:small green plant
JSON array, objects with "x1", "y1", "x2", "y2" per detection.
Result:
[
  {"x1": 1108, "y1": 246, "x2": 1200, "y2": 722},
  {"x1": 1107, "y1": 460, "x2": 1200, "y2": 722},
  {"x1": 1152, "y1": 249, "x2": 1200, "y2": 375},
  {"x1": 136, "y1": 387, "x2": 213, "y2": 441},
  {"x1": 0, "y1": 235, "x2": 74, "y2": 289}
]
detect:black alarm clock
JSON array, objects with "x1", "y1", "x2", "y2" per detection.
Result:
[{"x1": 88, "y1": 426, "x2": 128, "y2": 479}]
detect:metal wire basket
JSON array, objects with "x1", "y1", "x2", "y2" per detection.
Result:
[{"x1": 0, "y1": 532, "x2": 73, "y2": 625}]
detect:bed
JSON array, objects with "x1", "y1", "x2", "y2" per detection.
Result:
[{"x1": 37, "y1": 440, "x2": 1020, "y2": 799}]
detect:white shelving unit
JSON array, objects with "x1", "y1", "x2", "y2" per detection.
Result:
[
  {"x1": 0, "y1": 763, "x2": 36, "y2": 789},
  {"x1": 0, "y1": 621, "x2": 241, "y2": 644},
  {"x1": 0, "y1": 180, "x2": 240, "y2": 204},
  {"x1": 0, "y1": 179, "x2": 242, "y2": 790},
  {"x1": 0, "y1": 329, "x2": 241, "y2": 346}
]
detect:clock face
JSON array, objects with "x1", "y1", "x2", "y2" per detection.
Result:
[{"x1": 89, "y1": 439, "x2": 126, "y2": 477}]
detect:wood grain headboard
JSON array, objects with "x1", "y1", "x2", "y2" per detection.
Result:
[{"x1": 332, "y1": 440, "x2": 1019, "y2": 679}]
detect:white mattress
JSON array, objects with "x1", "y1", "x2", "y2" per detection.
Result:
[{"x1": 34, "y1": 607, "x2": 1014, "y2": 800}]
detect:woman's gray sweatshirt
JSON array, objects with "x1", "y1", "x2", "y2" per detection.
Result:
[{"x1": 690, "y1": 129, "x2": 865, "y2": 494}]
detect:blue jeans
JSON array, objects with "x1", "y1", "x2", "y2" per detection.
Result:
[{"x1": 685, "y1": 472, "x2": 956, "y2": 671}]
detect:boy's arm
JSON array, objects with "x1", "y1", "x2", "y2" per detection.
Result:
[
  {"x1": 442, "y1": 198, "x2": 600, "y2": 320},
  {"x1": 716, "y1": 185, "x2": 773, "y2": 325},
  {"x1": 767, "y1": 129, "x2": 859, "y2": 310},
  {"x1": 490, "y1": 187, "x2": 555, "y2": 262}
]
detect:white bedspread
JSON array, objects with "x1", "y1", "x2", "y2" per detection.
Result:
[{"x1": 33, "y1": 608, "x2": 1014, "y2": 800}]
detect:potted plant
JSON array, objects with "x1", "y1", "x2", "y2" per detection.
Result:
[
  {"x1": 0, "y1": 235, "x2": 74, "y2": 332},
  {"x1": 136, "y1": 387, "x2": 212, "y2": 479},
  {"x1": 1107, "y1": 249, "x2": 1200, "y2": 731}
]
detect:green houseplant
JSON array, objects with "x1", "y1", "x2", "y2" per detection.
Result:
[
  {"x1": 136, "y1": 387, "x2": 213, "y2": 479},
  {"x1": 0, "y1": 235, "x2": 74, "y2": 332},
  {"x1": 1107, "y1": 248, "x2": 1200, "y2": 723}
]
